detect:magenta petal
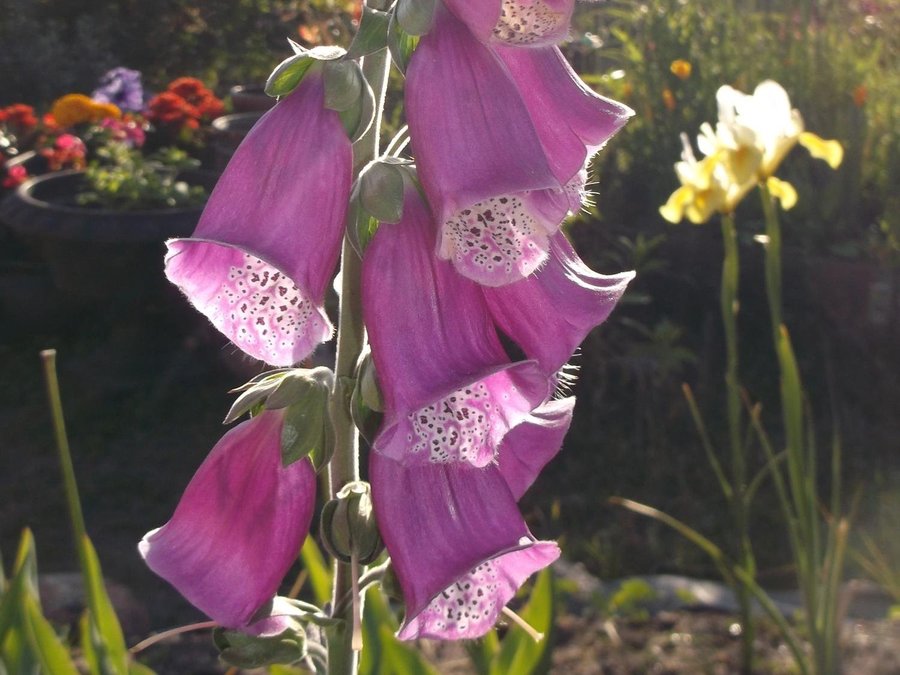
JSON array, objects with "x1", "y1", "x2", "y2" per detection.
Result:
[
  {"x1": 483, "y1": 233, "x2": 635, "y2": 376},
  {"x1": 498, "y1": 396, "x2": 574, "y2": 500},
  {"x1": 441, "y1": 0, "x2": 501, "y2": 42},
  {"x1": 371, "y1": 453, "x2": 560, "y2": 641},
  {"x1": 139, "y1": 410, "x2": 316, "y2": 629},
  {"x1": 496, "y1": 45, "x2": 634, "y2": 186},
  {"x1": 363, "y1": 187, "x2": 550, "y2": 466},
  {"x1": 164, "y1": 73, "x2": 350, "y2": 366}
]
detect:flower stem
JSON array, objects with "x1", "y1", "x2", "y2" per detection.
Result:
[
  {"x1": 326, "y1": 34, "x2": 391, "y2": 675},
  {"x1": 719, "y1": 214, "x2": 755, "y2": 673}
]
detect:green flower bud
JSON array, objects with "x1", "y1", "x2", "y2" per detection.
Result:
[
  {"x1": 212, "y1": 621, "x2": 307, "y2": 669},
  {"x1": 320, "y1": 481, "x2": 383, "y2": 565}
]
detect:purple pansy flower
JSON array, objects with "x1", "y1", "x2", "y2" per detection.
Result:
[
  {"x1": 406, "y1": 6, "x2": 632, "y2": 286},
  {"x1": 362, "y1": 182, "x2": 551, "y2": 468},
  {"x1": 92, "y1": 67, "x2": 145, "y2": 113},
  {"x1": 139, "y1": 409, "x2": 316, "y2": 632},
  {"x1": 371, "y1": 453, "x2": 559, "y2": 641},
  {"x1": 164, "y1": 72, "x2": 351, "y2": 366},
  {"x1": 442, "y1": 0, "x2": 575, "y2": 47}
]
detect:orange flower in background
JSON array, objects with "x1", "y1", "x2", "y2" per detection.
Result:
[
  {"x1": 662, "y1": 88, "x2": 676, "y2": 111},
  {"x1": 853, "y1": 84, "x2": 868, "y2": 107},
  {"x1": 50, "y1": 94, "x2": 121, "y2": 128},
  {"x1": 670, "y1": 59, "x2": 692, "y2": 80}
]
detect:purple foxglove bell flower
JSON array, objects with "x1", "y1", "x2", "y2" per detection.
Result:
[
  {"x1": 362, "y1": 183, "x2": 551, "y2": 467},
  {"x1": 494, "y1": 44, "x2": 634, "y2": 210},
  {"x1": 139, "y1": 409, "x2": 316, "y2": 631},
  {"x1": 92, "y1": 67, "x2": 145, "y2": 112},
  {"x1": 483, "y1": 233, "x2": 635, "y2": 377},
  {"x1": 442, "y1": 0, "x2": 575, "y2": 48},
  {"x1": 371, "y1": 452, "x2": 559, "y2": 640},
  {"x1": 407, "y1": 7, "x2": 631, "y2": 286},
  {"x1": 497, "y1": 396, "x2": 574, "y2": 499},
  {"x1": 164, "y1": 72, "x2": 351, "y2": 366}
]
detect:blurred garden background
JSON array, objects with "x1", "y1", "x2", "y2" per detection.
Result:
[{"x1": 1, "y1": 0, "x2": 899, "y2": 672}]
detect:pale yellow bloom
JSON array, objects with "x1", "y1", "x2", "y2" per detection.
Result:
[
  {"x1": 714, "y1": 80, "x2": 843, "y2": 179},
  {"x1": 766, "y1": 176, "x2": 798, "y2": 210}
]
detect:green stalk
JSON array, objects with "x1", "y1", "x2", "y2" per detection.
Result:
[
  {"x1": 719, "y1": 213, "x2": 756, "y2": 673},
  {"x1": 326, "y1": 37, "x2": 391, "y2": 675},
  {"x1": 40, "y1": 350, "x2": 87, "y2": 571}
]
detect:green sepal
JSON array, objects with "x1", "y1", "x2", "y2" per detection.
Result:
[
  {"x1": 346, "y1": 185, "x2": 381, "y2": 258},
  {"x1": 224, "y1": 371, "x2": 289, "y2": 424},
  {"x1": 280, "y1": 381, "x2": 333, "y2": 470},
  {"x1": 347, "y1": 6, "x2": 391, "y2": 59},
  {"x1": 396, "y1": 0, "x2": 437, "y2": 36},
  {"x1": 213, "y1": 624, "x2": 307, "y2": 669},
  {"x1": 265, "y1": 366, "x2": 334, "y2": 410},
  {"x1": 265, "y1": 44, "x2": 346, "y2": 97},
  {"x1": 388, "y1": 11, "x2": 421, "y2": 76},
  {"x1": 358, "y1": 159, "x2": 408, "y2": 224},
  {"x1": 350, "y1": 348, "x2": 384, "y2": 446},
  {"x1": 339, "y1": 75, "x2": 376, "y2": 142},
  {"x1": 324, "y1": 60, "x2": 364, "y2": 112}
]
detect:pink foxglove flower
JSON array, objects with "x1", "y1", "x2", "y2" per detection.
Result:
[
  {"x1": 139, "y1": 409, "x2": 316, "y2": 632},
  {"x1": 443, "y1": 0, "x2": 575, "y2": 47},
  {"x1": 362, "y1": 183, "x2": 551, "y2": 468},
  {"x1": 497, "y1": 396, "x2": 575, "y2": 499},
  {"x1": 371, "y1": 452, "x2": 559, "y2": 640},
  {"x1": 407, "y1": 7, "x2": 631, "y2": 286},
  {"x1": 164, "y1": 72, "x2": 351, "y2": 366},
  {"x1": 483, "y1": 234, "x2": 635, "y2": 377}
]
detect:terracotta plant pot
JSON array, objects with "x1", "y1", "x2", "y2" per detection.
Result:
[{"x1": 0, "y1": 169, "x2": 217, "y2": 301}]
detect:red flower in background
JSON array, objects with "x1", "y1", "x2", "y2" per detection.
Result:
[
  {"x1": 0, "y1": 104, "x2": 38, "y2": 134},
  {"x1": 147, "y1": 78, "x2": 223, "y2": 132}
]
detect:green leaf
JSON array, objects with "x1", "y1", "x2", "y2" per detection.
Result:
[
  {"x1": 324, "y1": 60, "x2": 364, "y2": 112},
  {"x1": 80, "y1": 536, "x2": 130, "y2": 674},
  {"x1": 3, "y1": 623, "x2": 40, "y2": 675},
  {"x1": 358, "y1": 161, "x2": 405, "y2": 224},
  {"x1": 387, "y1": 12, "x2": 420, "y2": 75},
  {"x1": 491, "y1": 569, "x2": 555, "y2": 675},
  {"x1": 396, "y1": 0, "x2": 436, "y2": 36},
  {"x1": 22, "y1": 595, "x2": 78, "y2": 675},
  {"x1": 360, "y1": 589, "x2": 437, "y2": 675},
  {"x1": 299, "y1": 538, "x2": 332, "y2": 607},
  {"x1": 347, "y1": 7, "x2": 390, "y2": 59},
  {"x1": 463, "y1": 633, "x2": 499, "y2": 675}
]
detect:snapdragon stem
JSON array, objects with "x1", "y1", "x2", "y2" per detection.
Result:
[{"x1": 326, "y1": 34, "x2": 391, "y2": 675}]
